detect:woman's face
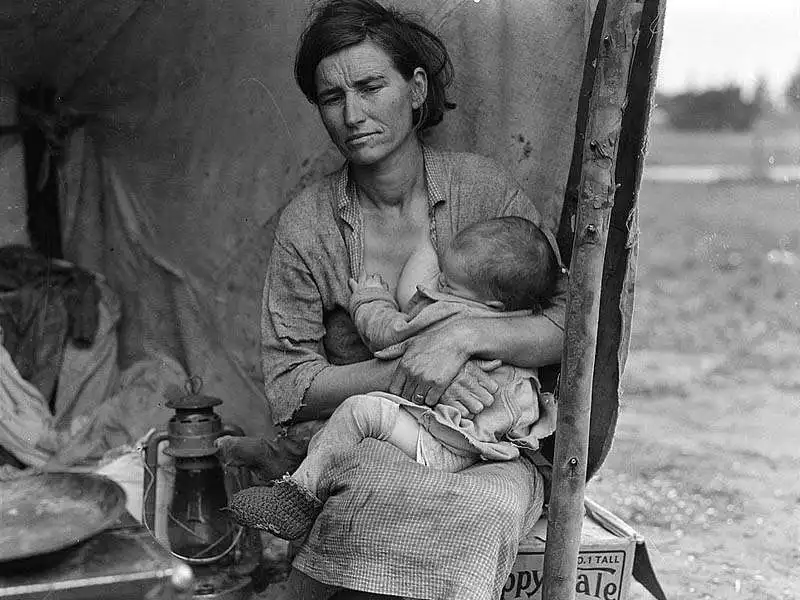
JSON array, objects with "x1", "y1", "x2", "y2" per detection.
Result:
[{"x1": 314, "y1": 41, "x2": 427, "y2": 167}]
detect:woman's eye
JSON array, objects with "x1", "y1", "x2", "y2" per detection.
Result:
[{"x1": 318, "y1": 95, "x2": 342, "y2": 106}]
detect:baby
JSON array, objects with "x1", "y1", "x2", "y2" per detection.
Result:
[{"x1": 228, "y1": 216, "x2": 560, "y2": 540}]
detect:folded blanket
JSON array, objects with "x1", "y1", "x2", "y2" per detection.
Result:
[{"x1": 292, "y1": 439, "x2": 544, "y2": 600}]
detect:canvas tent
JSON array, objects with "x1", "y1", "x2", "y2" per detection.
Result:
[
  {"x1": 1, "y1": 0, "x2": 666, "y2": 597},
  {"x1": 1, "y1": 0, "x2": 603, "y2": 443}
]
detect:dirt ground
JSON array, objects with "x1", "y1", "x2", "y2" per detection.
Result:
[{"x1": 586, "y1": 177, "x2": 800, "y2": 600}]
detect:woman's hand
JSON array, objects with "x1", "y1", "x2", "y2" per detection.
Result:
[{"x1": 377, "y1": 318, "x2": 474, "y2": 406}]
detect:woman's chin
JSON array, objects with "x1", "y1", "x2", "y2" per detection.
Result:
[
  {"x1": 345, "y1": 145, "x2": 387, "y2": 166},
  {"x1": 343, "y1": 137, "x2": 415, "y2": 167}
]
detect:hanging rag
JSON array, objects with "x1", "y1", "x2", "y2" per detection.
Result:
[{"x1": 0, "y1": 245, "x2": 100, "y2": 402}]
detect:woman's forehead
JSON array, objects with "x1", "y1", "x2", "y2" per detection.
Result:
[{"x1": 315, "y1": 41, "x2": 398, "y2": 90}]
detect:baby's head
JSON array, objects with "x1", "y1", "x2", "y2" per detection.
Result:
[{"x1": 439, "y1": 216, "x2": 559, "y2": 312}]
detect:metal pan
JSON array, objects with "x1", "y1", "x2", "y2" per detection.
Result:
[{"x1": 0, "y1": 472, "x2": 127, "y2": 562}]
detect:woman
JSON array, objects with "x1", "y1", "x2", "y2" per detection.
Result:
[{"x1": 257, "y1": 1, "x2": 567, "y2": 598}]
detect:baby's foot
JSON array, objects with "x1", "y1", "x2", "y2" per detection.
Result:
[{"x1": 227, "y1": 476, "x2": 322, "y2": 541}]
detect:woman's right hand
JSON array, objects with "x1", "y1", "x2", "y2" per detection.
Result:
[{"x1": 437, "y1": 359, "x2": 502, "y2": 418}]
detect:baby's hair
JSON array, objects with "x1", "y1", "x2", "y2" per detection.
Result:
[{"x1": 449, "y1": 216, "x2": 559, "y2": 312}]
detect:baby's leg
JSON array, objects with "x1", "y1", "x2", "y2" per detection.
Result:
[
  {"x1": 229, "y1": 395, "x2": 410, "y2": 540},
  {"x1": 292, "y1": 394, "x2": 419, "y2": 495},
  {"x1": 416, "y1": 426, "x2": 479, "y2": 473},
  {"x1": 384, "y1": 407, "x2": 423, "y2": 459}
]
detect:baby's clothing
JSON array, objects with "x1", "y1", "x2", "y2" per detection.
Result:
[
  {"x1": 349, "y1": 280, "x2": 557, "y2": 461},
  {"x1": 293, "y1": 394, "x2": 475, "y2": 496},
  {"x1": 415, "y1": 418, "x2": 478, "y2": 471}
]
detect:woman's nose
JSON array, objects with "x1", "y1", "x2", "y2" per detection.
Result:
[{"x1": 343, "y1": 94, "x2": 366, "y2": 126}]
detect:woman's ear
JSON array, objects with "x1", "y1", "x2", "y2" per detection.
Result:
[{"x1": 411, "y1": 67, "x2": 428, "y2": 109}]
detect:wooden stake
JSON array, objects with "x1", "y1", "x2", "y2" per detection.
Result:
[
  {"x1": 541, "y1": 1, "x2": 644, "y2": 598},
  {"x1": 0, "y1": 81, "x2": 29, "y2": 247}
]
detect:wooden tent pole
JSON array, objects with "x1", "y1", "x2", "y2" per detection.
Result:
[
  {"x1": 541, "y1": 1, "x2": 644, "y2": 598},
  {"x1": 0, "y1": 81, "x2": 29, "y2": 247}
]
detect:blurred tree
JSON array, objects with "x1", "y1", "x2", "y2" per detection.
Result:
[
  {"x1": 785, "y1": 66, "x2": 800, "y2": 111},
  {"x1": 752, "y1": 76, "x2": 773, "y2": 117},
  {"x1": 659, "y1": 85, "x2": 761, "y2": 131}
]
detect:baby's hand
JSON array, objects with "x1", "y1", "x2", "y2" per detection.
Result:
[
  {"x1": 363, "y1": 273, "x2": 388, "y2": 289},
  {"x1": 349, "y1": 272, "x2": 389, "y2": 292}
]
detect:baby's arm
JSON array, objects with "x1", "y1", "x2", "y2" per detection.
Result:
[{"x1": 348, "y1": 273, "x2": 420, "y2": 352}]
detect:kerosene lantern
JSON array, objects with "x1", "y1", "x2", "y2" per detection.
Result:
[{"x1": 143, "y1": 377, "x2": 261, "y2": 600}]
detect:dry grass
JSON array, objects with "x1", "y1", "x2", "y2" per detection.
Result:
[
  {"x1": 646, "y1": 116, "x2": 800, "y2": 167},
  {"x1": 587, "y1": 179, "x2": 800, "y2": 600}
]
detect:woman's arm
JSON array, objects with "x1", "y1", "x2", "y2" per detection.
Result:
[
  {"x1": 263, "y1": 217, "x2": 405, "y2": 425},
  {"x1": 384, "y1": 311, "x2": 564, "y2": 407},
  {"x1": 294, "y1": 358, "x2": 397, "y2": 421},
  {"x1": 463, "y1": 312, "x2": 564, "y2": 366}
]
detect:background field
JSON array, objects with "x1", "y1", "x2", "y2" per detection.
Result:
[
  {"x1": 645, "y1": 116, "x2": 800, "y2": 168},
  {"x1": 586, "y1": 126, "x2": 800, "y2": 600},
  {"x1": 256, "y1": 127, "x2": 800, "y2": 600}
]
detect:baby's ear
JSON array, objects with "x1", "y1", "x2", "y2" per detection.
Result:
[{"x1": 484, "y1": 299, "x2": 505, "y2": 311}]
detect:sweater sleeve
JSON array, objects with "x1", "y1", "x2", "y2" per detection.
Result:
[
  {"x1": 348, "y1": 285, "x2": 419, "y2": 353},
  {"x1": 261, "y1": 234, "x2": 331, "y2": 425}
]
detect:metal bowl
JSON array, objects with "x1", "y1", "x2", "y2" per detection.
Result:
[{"x1": 0, "y1": 472, "x2": 127, "y2": 562}]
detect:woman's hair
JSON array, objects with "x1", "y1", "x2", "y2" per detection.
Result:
[
  {"x1": 449, "y1": 217, "x2": 560, "y2": 313},
  {"x1": 294, "y1": 0, "x2": 456, "y2": 131}
]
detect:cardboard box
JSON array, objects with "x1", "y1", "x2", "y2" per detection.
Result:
[{"x1": 501, "y1": 498, "x2": 642, "y2": 600}]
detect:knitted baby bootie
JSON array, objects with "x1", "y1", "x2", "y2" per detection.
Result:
[{"x1": 227, "y1": 475, "x2": 322, "y2": 540}]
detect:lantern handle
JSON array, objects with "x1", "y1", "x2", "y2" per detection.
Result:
[
  {"x1": 185, "y1": 375, "x2": 203, "y2": 396},
  {"x1": 142, "y1": 430, "x2": 170, "y2": 533}
]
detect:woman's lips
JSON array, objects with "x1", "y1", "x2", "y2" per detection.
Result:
[{"x1": 346, "y1": 132, "x2": 376, "y2": 145}]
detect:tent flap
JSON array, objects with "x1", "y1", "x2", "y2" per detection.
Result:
[{"x1": 3, "y1": 1, "x2": 635, "y2": 458}]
